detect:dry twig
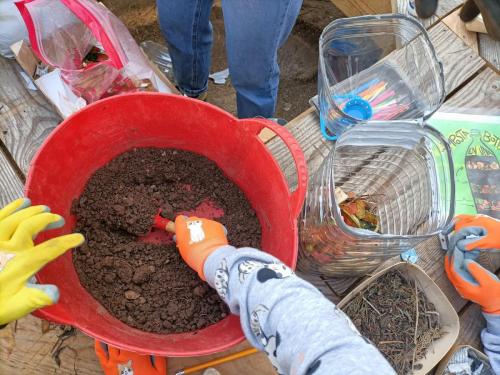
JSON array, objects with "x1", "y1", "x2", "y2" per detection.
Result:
[{"x1": 344, "y1": 271, "x2": 442, "y2": 374}]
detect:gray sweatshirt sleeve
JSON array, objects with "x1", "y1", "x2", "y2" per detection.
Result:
[
  {"x1": 203, "y1": 245, "x2": 396, "y2": 375},
  {"x1": 482, "y1": 313, "x2": 500, "y2": 374}
]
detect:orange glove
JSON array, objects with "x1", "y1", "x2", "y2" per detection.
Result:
[
  {"x1": 95, "y1": 341, "x2": 167, "y2": 375},
  {"x1": 174, "y1": 216, "x2": 228, "y2": 280},
  {"x1": 453, "y1": 214, "x2": 500, "y2": 250},
  {"x1": 445, "y1": 247, "x2": 500, "y2": 314}
]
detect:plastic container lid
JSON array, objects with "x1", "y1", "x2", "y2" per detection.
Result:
[{"x1": 343, "y1": 96, "x2": 372, "y2": 120}]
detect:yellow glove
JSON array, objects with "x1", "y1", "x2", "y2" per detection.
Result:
[{"x1": 0, "y1": 198, "x2": 84, "y2": 325}]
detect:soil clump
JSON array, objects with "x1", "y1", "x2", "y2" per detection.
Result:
[{"x1": 72, "y1": 148, "x2": 261, "y2": 333}]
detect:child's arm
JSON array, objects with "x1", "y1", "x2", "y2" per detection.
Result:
[
  {"x1": 482, "y1": 313, "x2": 500, "y2": 374},
  {"x1": 174, "y1": 216, "x2": 394, "y2": 375},
  {"x1": 204, "y1": 246, "x2": 395, "y2": 375}
]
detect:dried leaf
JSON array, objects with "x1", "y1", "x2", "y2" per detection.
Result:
[
  {"x1": 41, "y1": 320, "x2": 51, "y2": 334},
  {"x1": 341, "y1": 201, "x2": 358, "y2": 216},
  {"x1": 364, "y1": 211, "x2": 379, "y2": 226},
  {"x1": 355, "y1": 200, "x2": 366, "y2": 219},
  {"x1": 341, "y1": 208, "x2": 361, "y2": 228},
  {"x1": 339, "y1": 193, "x2": 380, "y2": 233}
]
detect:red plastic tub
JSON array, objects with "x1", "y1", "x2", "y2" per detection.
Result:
[{"x1": 25, "y1": 93, "x2": 307, "y2": 356}]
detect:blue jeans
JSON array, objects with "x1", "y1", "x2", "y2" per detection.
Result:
[{"x1": 157, "y1": 0, "x2": 303, "y2": 118}]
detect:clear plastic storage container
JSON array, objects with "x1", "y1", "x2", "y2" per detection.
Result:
[
  {"x1": 318, "y1": 14, "x2": 444, "y2": 140},
  {"x1": 300, "y1": 14, "x2": 455, "y2": 276}
]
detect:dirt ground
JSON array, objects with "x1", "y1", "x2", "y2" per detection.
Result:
[{"x1": 101, "y1": 0, "x2": 344, "y2": 120}]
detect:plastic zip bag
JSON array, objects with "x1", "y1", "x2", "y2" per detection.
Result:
[{"x1": 16, "y1": 0, "x2": 171, "y2": 103}]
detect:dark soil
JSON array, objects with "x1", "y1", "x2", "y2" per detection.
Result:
[
  {"x1": 100, "y1": 0, "x2": 344, "y2": 120},
  {"x1": 72, "y1": 148, "x2": 261, "y2": 334},
  {"x1": 343, "y1": 271, "x2": 443, "y2": 374}
]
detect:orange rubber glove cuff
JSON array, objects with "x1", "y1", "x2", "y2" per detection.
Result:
[
  {"x1": 454, "y1": 214, "x2": 500, "y2": 250},
  {"x1": 175, "y1": 216, "x2": 228, "y2": 280},
  {"x1": 95, "y1": 340, "x2": 167, "y2": 375},
  {"x1": 445, "y1": 254, "x2": 500, "y2": 314}
]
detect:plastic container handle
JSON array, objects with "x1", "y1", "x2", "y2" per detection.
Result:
[{"x1": 240, "y1": 118, "x2": 308, "y2": 219}]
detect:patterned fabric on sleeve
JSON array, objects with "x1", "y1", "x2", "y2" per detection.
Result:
[{"x1": 204, "y1": 246, "x2": 396, "y2": 375}]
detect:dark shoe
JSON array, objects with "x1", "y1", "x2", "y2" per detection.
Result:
[
  {"x1": 415, "y1": 0, "x2": 439, "y2": 18},
  {"x1": 176, "y1": 86, "x2": 208, "y2": 102},
  {"x1": 460, "y1": 0, "x2": 500, "y2": 40}
]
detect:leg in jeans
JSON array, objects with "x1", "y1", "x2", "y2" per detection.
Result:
[
  {"x1": 221, "y1": 0, "x2": 303, "y2": 118},
  {"x1": 157, "y1": 0, "x2": 213, "y2": 97}
]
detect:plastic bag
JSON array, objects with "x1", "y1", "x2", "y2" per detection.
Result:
[
  {"x1": 140, "y1": 40, "x2": 175, "y2": 84},
  {"x1": 16, "y1": 0, "x2": 171, "y2": 103},
  {"x1": 0, "y1": 0, "x2": 28, "y2": 58}
]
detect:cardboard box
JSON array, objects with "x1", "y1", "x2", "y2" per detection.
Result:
[
  {"x1": 10, "y1": 40, "x2": 85, "y2": 118},
  {"x1": 338, "y1": 262, "x2": 460, "y2": 375}
]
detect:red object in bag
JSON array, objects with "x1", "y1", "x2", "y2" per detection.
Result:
[
  {"x1": 25, "y1": 93, "x2": 307, "y2": 356},
  {"x1": 16, "y1": 0, "x2": 169, "y2": 103}
]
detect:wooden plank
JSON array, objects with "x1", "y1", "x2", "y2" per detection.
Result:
[
  {"x1": 415, "y1": 237, "x2": 465, "y2": 310},
  {"x1": 0, "y1": 148, "x2": 23, "y2": 207},
  {"x1": 299, "y1": 271, "x2": 341, "y2": 303},
  {"x1": 442, "y1": 9, "x2": 479, "y2": 53},
  {"x1": 432, "y1": 23, "x2": 485, "y2": 94},
  {"x1": 321, "y1": 256, "x2": 402, "y2": 298},
  {"x1": 322, "y1": 276, "x2": 360, "y2": 297},
  {"x1": 1, "y1": 317, "x2": 275, "y2": 375},
  {"x1": 0, "y1": 316, "x2": 101, "y2": 375},
  {"x1": 455, "y1": 303, "x2": 485, "y2": 349},
  {"x1": 330, "y1": 0, "x2": 391, "y2": 17},
  {"x1": 442, "y1": 68, "x2": 500, "y2": 114},
  {"x1": 0, "y1": 57, "x2": 60, "y2": 174},
  {"x1": 432, "y1": 0, "x2": 463, "y2": 21},
  {"x1": 479, "y1": 33, "x2": 500, "y2": 71},
  {"x1": 168, "y1": 341, "x2": 275, "y2": 374},
  {"x1": 3, "y1": 272, "x2": 493, "y2": 375}
]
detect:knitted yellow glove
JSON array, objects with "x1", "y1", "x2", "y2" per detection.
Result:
[{"x1": 0, "y1": 198, "x2": 84, "y2": 325}]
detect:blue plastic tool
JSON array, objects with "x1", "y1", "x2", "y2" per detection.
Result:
[{"x1": 320, "y1": 95, "x2": 373, "y2": 141}]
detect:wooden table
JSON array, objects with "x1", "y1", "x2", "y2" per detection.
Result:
[
  {"x1": 0, "y1": 3, "x2": 499, "y2": 374},
  {"x1": 266, "y1": 0, "x2": 500, "y2": 360},
  {"x1": 334, "y1": 0, "x2": 500, "y2": 71}
]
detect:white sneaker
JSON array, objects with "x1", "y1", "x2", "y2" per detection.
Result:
[{"x1": 203, "y1": 368, "x2": 221, "y2": 375}]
